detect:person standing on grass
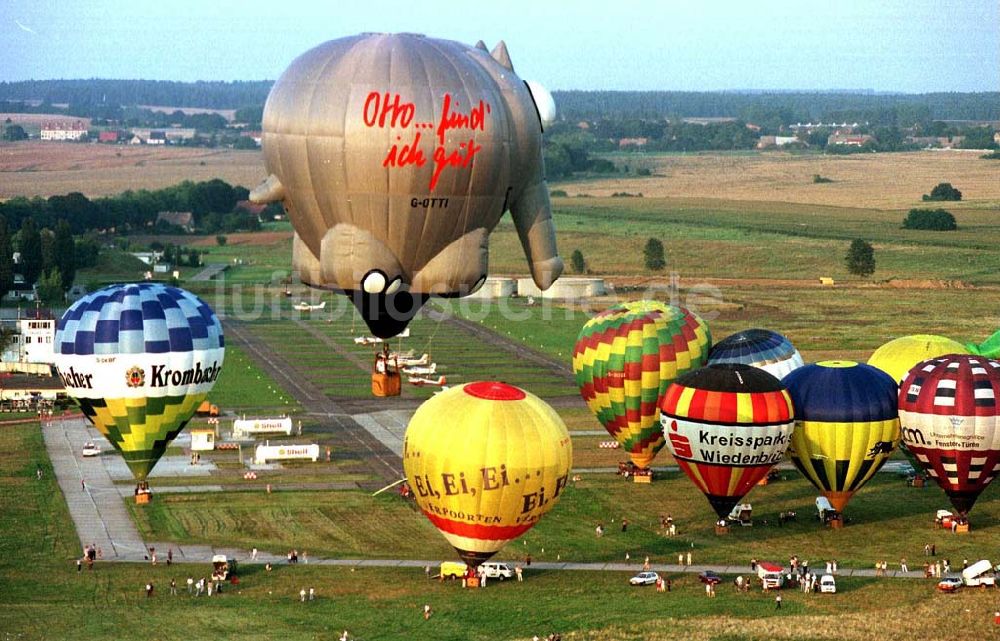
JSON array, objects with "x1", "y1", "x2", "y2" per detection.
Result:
[
  {"x1": 686, "y1": 551, "x2": 692, "y2": 567},
  {"x1": 300, "y1": 588, "x2": 306, "y2": 602},
  {"x1": 145, "y1": 583, "x2": 153, "y2": 598},
  {"x1": 515, "y1": 565, "x2": 523, "y2": 582},
  {"x1": 423, "y1": 604, "x2": 432, "y2": 620},
  {"x1": 170, "y1": 579, "x2": 177, "y2": 596},
  {"x1": 900, "y1": 558, "x2": 908, "y2": 573},
  {"x1": 775, "y1": 594, "x2": 782, "y2": 609}
]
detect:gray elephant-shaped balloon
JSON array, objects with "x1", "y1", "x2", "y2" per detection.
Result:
[{"x1": 251, "y1": 33, "x2": 562, "y2": 337}]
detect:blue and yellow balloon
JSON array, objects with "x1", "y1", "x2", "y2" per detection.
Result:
[{"x1": 54, "y1": 284, "x2": 225, "y2": 481}]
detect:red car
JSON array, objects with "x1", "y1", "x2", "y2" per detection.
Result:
[
  {"x1": 937, "y1": 577, "x2": 963, "y2": 593},
  {"x1": 699, "y1": 571, "x2": 723, "y2": 585}
]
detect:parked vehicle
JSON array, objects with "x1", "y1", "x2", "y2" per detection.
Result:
[
  {"x1": 757, "y1": 562, "x2": 785, "y2": 589},
  {"x1": 962, "y1": 560, "x2": 995, "y2": 587},
  {"x1": 727, "y1": 503, "x2": 753, "y2": 526},
  {"x1": 478, "y1": 562, "x2": 514, "y2": 580},
  {"x1": 819, "y1": 574, "x2": 837, "y2": 593},
  {"x1": 629, "y1": 571, "x2": 660, "y2": 586},
  {"x1": 815, "y1": 496, "x2": 840, "y2": 523},
  {"x1": 81, "y1": 442, "x2": 101, "y2": 457},
  {"x1": 699, "y1": 570, "x2": 723, "y2": 585},
  {"x1": 440, "y1": 561, "x2": 467, "y2": 580},
  {"x1": 937, "y1": 577, "x2": 963, "y2": 593}
]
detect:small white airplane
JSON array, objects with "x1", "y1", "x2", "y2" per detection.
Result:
[
  {"x1": 354, "y1": 327, "x2": 409, "y2": 345},
  {"x1": 294, "y1": 301, "x2": 327, "y2": 311},
  {"x1": 408, "y1": 375, "x2": 447, "y2": 387},
  {"x1": 388, "y1": 349, "x2": 415, "y2": 360},
  {"x1": 401, "y1": 362, "x2": 437, "y2": 376},
  {"x1": 397, "y1": 353, "x2": 430, "y2": 367}
]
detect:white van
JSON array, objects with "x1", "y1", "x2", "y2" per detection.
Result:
[
  {"x1": 727, "y1": 503, "x2": 753, "y2": 526},
  {"x1": 962, "y1": 559, "x2": 995, "y2": 587},
  {"x1": 757, "y1": 562, "x2": 785, "y2": 589},
  {"x1": 478, "y1": 562, "x2": 514, "y2": 580},
  {"x1": 816, "y1": 496, "x2": 839, "y2": 522},
  {"x1": 819, "y1": 574, "x2": 837, "y2": 593}
]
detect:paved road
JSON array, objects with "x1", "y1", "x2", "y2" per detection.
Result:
[
  {"x1": 189, "y1": 263, "x2": 229, "y2": 281},
  {"x1": 42, "y1": 416, "x2": 148, "y2": 560},
  {"x1": 225, "y1": 319, "x2": 402, "y2": 485}
]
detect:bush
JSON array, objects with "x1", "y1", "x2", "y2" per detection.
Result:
[
  {"x1": 845, "y1": 239, "x2": 875, "y2": 277},
  {"x1": 216, "y1": 235, "x2": 228, "y2": 246},
  {"x1": 571, "y1": 249, "x2": 586, "y2": 274},
  {"x1": 549, "y1": 189, "x2": 568, "y2": 198},
  {"x1": 981, "y1": 150, "x2": 1000, "y2": 160},
  {"x1": 812, "y1": 174, "x2": 834, "y2": 183},
  {"x1": 636, "y1": 167, "x2": 652, "y2": 176},
  {"x1": 589, "y1": 158, "x2": 617, "y2": 173},
  {"x1": 922, "y1": 182, "x2": 962, "y2": 201},
  {"x1": 903, "y1": 209, "x2": 957, "y2": 231},
  {"x1": 643, "y1": 238, "x2": 666, "y2": 271}
]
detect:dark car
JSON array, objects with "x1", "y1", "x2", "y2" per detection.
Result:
[{"x1": 699, "y1": 570, "x2": 723, "y2": 585}]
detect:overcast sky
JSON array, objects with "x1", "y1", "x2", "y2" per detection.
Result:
[{"x1": 2, "y1": 0, "x2": 997, "y2": 92}]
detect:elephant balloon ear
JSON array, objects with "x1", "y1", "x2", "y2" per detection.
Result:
[{"x1": 967, "y1": 329, "x2": 1000, "y2": 357}]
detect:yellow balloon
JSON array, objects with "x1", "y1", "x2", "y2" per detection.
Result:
[
  {"x1": 868, "y1": 334, "x2": 968, "y2": 383},
  {"x1": 403, "y1": 382, "x2": 572, "y2": 566}
]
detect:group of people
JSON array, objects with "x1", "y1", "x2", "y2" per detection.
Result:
[
  {"x1": 77, "y1": 543, "x2": 100, "y2": 570},
  {"x1": 299, "y1": 587, "x2": 316, "y2": 602},
  {"x1": 287, "y1": 549, "x2": 306, "y2": 564},
  {"x1": 659, "y1": 514, "x2": 677, "y2": 536}
]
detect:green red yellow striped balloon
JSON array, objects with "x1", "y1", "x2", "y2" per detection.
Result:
[{"x1": 572, "y1": 301, "x2": 711, "y2": 469}]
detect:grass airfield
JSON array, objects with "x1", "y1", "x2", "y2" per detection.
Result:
[{"x1": 4, "y1": 150, "x2": 1000, "y2": 640}]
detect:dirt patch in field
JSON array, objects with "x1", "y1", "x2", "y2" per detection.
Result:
[
  {"x1": 0, "y1": 141, "x2": 264, "y2": 198},
  {"x1": 188, "y1": 231, "x2": 292, "y2": 247}
]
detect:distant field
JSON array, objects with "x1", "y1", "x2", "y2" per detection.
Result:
[
  {"x1": 0, "y1": 140, "x2": 263, "y2": 198},
  {"x1": 559, "y1": 150, "x2": 1000, "y2": 209}
]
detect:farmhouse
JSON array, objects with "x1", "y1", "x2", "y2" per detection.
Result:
[
  {"x1": 618, "y1": 137, "x2": 649, "y2": 149},
  {"x1": 156, "y1": 211, "x2": 195, "y2": 232},
  {"x1": 40, "y1": 121, "x2": 87, "y2": 141},
  {"x1": 756, "y1": 135, "x2": 801, "y2": 149},
  {"x1": 827, "y1": 133, "x2": 875, "y2": 146}
]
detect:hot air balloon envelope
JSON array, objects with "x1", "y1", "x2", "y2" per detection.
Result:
[
  {"x1": 708, "y1": 328, "x2": 804, "y2": 380},
  {"x1": 783, "y1": 361, "x2": 900, "y2": 513},
  {"x1": 898, "y1": 355, "x2": 1000, "y2": 518},
  {"x1": 251, "y1": 34, "x2": 562, "y2": 337},
  {"x1": 573, "y1": 301, "x2": 711, "y2": 469},
  {"x1": 403, "y1": 381, "x2": 572, "y2": 566},
  {"x1": 661, "y1": 364, "x2": 794, "y2": 519},
  {"x1": 54, "y1": 284, "x2": 225, "y2": 481},
  {"x1": 868, "y1": 334, "x2": 968, "y2": 383}
]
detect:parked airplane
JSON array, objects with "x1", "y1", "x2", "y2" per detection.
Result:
[
  {"x1": 294, "y1": 301, "x2": 327, "y2": 311},
  {"x1": 401, "y1": 363, "x2": 437, "y2": 376},
  {"x1": 408, "y1": 375, "x2": 447, "y2": 387}
]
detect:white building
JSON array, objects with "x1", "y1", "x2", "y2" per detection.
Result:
[
  {"x1": 40, "y1": 121, "x2": 88, "y2": 141},
  {"x1": 1, "y1": 313, "x2": 56, "y2": 366}
]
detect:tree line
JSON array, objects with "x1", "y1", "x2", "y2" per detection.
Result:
[
  {"x1": 0, "y1": 216, "x2": 82, "y2": 300},
  {"x1": 0, "y1": 179, "x2": 267, "y2": 237},
  {"x1": 2, "y1": 80, "x2": 997, "y2": 126}
]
